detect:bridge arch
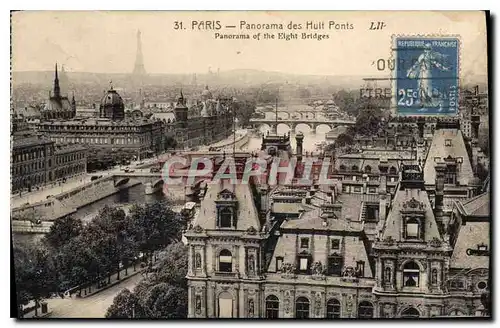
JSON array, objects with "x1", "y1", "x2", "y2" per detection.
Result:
[
  {"x1": 277, "y1": 111, "x2": 290, "y2": 119},
  {"x1": 295, "y1": 123, "x2": 313, "y2": 134},
  {"x1": 315, "y1": 124, "x2": 332, "y2": 134},
  {"x1": 276, "y1": 123, "x2": 292, "y2": 134},
  {"x1": 114, "y1": 177, "x2": 130, "y2": 187},
  {"x1": 256, "y1": 123, "x2": 272, "y2": 134}
]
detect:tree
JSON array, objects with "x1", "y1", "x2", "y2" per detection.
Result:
[
  {"x1": 54, "y1": 236, "x2": 95, "y2": 295},
  {"x1": 143, "y1": 283, "x2": 188, "y2": 318},
  {"x1": 106, "y1": 288, "x2": 146, "y2": 318},
  {"x1": 129, "y1": 201, "x2": 187, "y2": 264},
  {"x1": 155, "y1": 242, "x2": 188, "y2": 288},
  {"x1": 335, "y1": 133, "x2": 355, "y2": 148},
  {"x1": 43, "y1": 216, "x2": 83, "y2": 249},
  {"x1": 13, "y1": 244, "x2": 56, "y2": 317},
  {"x1": 354, "y1": 106, "x2": 383, "y2": 136}
]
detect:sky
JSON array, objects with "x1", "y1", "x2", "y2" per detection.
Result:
[{"x1": 11, "y1": 11, "x2": 488, "y2": 76}]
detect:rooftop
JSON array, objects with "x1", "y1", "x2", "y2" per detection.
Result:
[
  {"x1": 38, "y1": 117, "x2": 159, "y2": 127},
  {"x1": 423, "y1": 128, "x2": 473, "y2": 186}
]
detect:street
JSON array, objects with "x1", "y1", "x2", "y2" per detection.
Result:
[{"x1": 46, "y1": 273, "x2": 143, "y2": 318}]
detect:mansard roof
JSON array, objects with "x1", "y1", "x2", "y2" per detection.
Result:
[
  {"x1": 423, "y1": 128, "x2": 473, "y2": 186},
  {"x1": 192, "y1": 179, "x2": 261, "y2": 231},
  {"x1": 450, "y1": 194, "x2": 490, "y2": 270},
  {"x1": 281, "y1": 208, "x2": 353, "y2": 231},
  {"x1": 457, "y1": 192, "x2": 490, "y2": 217},
  {"x1": 380, "y1": 186, "x2": 442, "y2": 242},
  {"x1": 268, "y1": 213, "x2": 373, "y2": 277}
]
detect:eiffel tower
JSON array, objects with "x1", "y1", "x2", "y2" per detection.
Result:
[{"x1": 133, "y1": 30, "x2": 146, "y2": 75}]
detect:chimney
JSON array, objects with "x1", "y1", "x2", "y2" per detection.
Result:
[
  {"x1": 471, "y1": 115, "x2": 480, "y2": 142},
  {"x1": 434, "y1": 162, "x2": 447, "y2": 226},
  {"x1": 295, "y1": 132, "x2": 304, "y2": 162},
  {"x1": 377, "y1": 159, "x2": 389, "y2": 229},
  {"x1": 417, "y1": 116, "x2": 426, "y2": 139}
]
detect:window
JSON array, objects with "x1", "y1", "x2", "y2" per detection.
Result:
[
  {"x1": 326, "y1": 299, "x2": 341, "y2": 318},
  {"x1": 266, "y1": 295, "x2": 279, "y2": 318},
  {"x1": 218, "y1": 292, "x2": 233, "y2": 318},
  {"x1": 403, "y1": 261, "x2": 420, "y2": 287},
  {"x1": 276, "y1": 257, "x2": 283, "y2": 272},
  {"x1": 331, "y1": 239, "x2": 340, "y2": 250},
  {"x1": 445, "y1": 139, "x2": 452, "y2": 147},
  {"x1": 328, "y1": 254, "x2": 343, "y2": 276},
  {"x1": 352, "y1": 175, "x2": 357, "y2": 181},
  {"x1": 358, "y1": 301, "x2": 374, "y2": 318},
  {"x1": 434, "y1": 157, "x2": 441, "y2": 163},
  {"x1": 364, "y1": 165, "x2": 372, "y2": 173},
  {"x1": 352, "y1": 165, "x2": 359, "y2": 172},
  {"x1": 299, "y1": 257, "x2": 309, "y2": 272},
  {"x1": 401, "y1": 307, "x2": 420, "y2": 318},
  {"x1": 356, "y1": 261, "x2": 365, "y2": 277},
  {"x1": 365, "y1": 205, "x2": 379, "y2": 222},
  {"x1": 449, "y1": 309, "x2": 465, "y2": 317},
  {"x1": 368, "y1": 187, "x2": 377, "y2": 194},
  {"x1": 300, "y1": 238, "x2": 309, "y2": 249},
  {"x1": 477, "y1": 281, "x2": 487, "y2": 290},
  {"x1": 445, "y1": 165, "x2": 457, "y2": 184},
  {"x1": 405, "y1": 218, "x2": 420, "y2": 239},
  {"x1": 342, "y1": 185, "x2": 348, "y2": 193},
  {"x1": 354, "y1": 186, "x2": 362, "y2": 193},
  {"x1": 339, "y1": 165, "x2": 346, "y2": 171},
  {"x1": 219, "y1": 249, "x2": 232, "y2": 272},
  {"x1": 219, "y1": 208, "x2": 233, "y2": 228},
  {"x1": 295, "y1": 297, "x2": 310, "y2": 319}
]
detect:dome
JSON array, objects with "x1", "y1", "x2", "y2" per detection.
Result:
[
  {"x1": 99, "y1": 86, "x2": 125, "y2": 120},
  {"x1": 101, "y1": 88, "x2": 124, "y2": 107}
]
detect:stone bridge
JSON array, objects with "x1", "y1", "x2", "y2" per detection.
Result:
[
  {"x1": 108, "y1": 171, "x2": 213, "y2": 199},
  {"x1": 249, "y1": 118, "x2": 355, "y2": 134},
  {"x1": 276, "y1": 111, "x2": 319, "y2": 119}
]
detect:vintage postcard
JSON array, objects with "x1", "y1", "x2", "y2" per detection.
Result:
[{"x1": 10, "y1": 11, "x2": 490, "y2": 319}]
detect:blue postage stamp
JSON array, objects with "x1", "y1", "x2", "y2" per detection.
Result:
[{"x1": 394, "y1": 37, "x2": 459, "y2": 116}]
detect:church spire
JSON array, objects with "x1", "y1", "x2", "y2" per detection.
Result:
[{"x1": 53, "y1": 63, "x2": 61, "y2": 99}]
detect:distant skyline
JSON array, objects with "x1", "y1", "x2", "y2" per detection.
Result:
[{"x1": 12, "y1": 11, "x2": 488, "y2": 78}]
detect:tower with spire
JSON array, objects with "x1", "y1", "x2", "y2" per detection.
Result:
[
  {"x1": 42, "y1": 63, "x2": 75, "y2": 120},
  {"x1": 53, "y1": 63, "x2": 61, "y2": 99},
  {"x1": 133, "y1": 30, "x2": 146, "y2": 75}
]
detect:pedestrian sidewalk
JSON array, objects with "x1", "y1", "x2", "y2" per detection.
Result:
[
  {"x1": 11, "y1": 175, "x2": 91, "y2": 208},
  {"x1": 75, "y1": 265, "x2": 144, "y2": 299}
]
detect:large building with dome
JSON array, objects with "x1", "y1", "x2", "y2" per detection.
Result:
[{"x1": 35, "y1": 68, "x2": 233, "y2": 160}]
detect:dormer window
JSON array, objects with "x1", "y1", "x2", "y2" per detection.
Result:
[
  {"x1": 445, "y1": 164, "x2": 457, "y2": 184},
  {"x1": 219, "y1": 208, "x2": 233, "y2": 228},
  {"x1": 276, "y1": 257, "x2": 284, "y2": 272},
  {"x1": 405, "y1": 217, "x2": 420, "y2": 240},
  {"x1": 445, "y1": 139, "x2": 452, "y2": 147},
  {"x1": 215, "y1": 189, "x2": 238, "y2": 229}
]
